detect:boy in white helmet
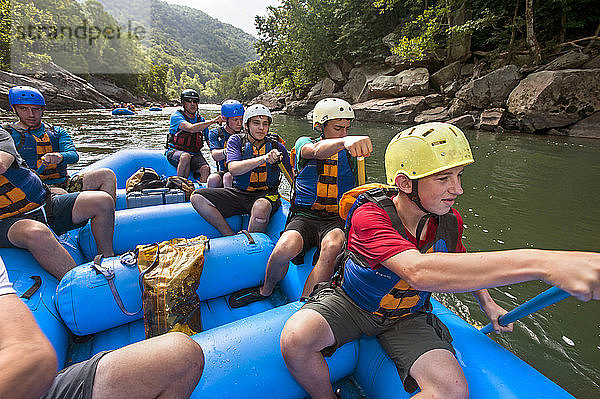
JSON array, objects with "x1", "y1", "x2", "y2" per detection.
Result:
[
  {"x1": 191, "y1": 104, "x2": 292, "y2": 235},
  {"x1": 280, "y1": 122, "x2": 600, "y2": 399},
  {"x1": 229, "y1": 98, "x2": 372, "y2": 308}
]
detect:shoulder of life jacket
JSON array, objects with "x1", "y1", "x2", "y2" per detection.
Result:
[
  {"x1": 339, "y1": 183, "x2": 398, "y2": 221},
  {"x1": 12, "y1": 124, "x2": 68, "y2": 183}
]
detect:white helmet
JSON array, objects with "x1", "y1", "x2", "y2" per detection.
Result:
[
  {"x1": 312, "y1": 98, "x2": 354, "y2": 130},
  {"x1": 243, "y1": 104, "x2": 272, "y2": 126}
]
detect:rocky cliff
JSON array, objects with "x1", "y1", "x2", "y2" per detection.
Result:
[{"x1": 262, "y1": 42, "x2": 600, "y2": 139}]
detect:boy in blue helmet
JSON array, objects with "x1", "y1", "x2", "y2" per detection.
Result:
[
  {"x1": 166, "y1": 89, "x2": 222, "y2": 181},
  {"x1": 206, "y1": 100, "x2": 244, "y2": 188},
  {"x1": 5, "y1": 86, "x2": 117, "y2": 203}
]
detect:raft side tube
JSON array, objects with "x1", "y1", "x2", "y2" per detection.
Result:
[
  {"x1": 57, "y1": 233, "x2": 273, "y2": 335},
  {"x1": 191, "y1": 302, "x2": 359, "y2": 399},
  {"x1": 77, "y1": 149, "x2": 179, "y2": 189},
  {"x1": 77, "y1": 203, "x2": 243, "y2": 261},
  {"x1": 352, "y1": 299, "x2": 575, "y2": 399},
  {"x1": 2, "y1": 249, "x2": 69, "y2": 370},
  {"x1": 111, "y1": 108, "x2": 135, "y2": 116}
]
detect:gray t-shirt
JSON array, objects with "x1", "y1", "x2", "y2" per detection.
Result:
[
  {"x1": 0, "y1": 126, "x2": 27, "y2": 167},
  {"x1": 0, "y1": 257, "x2": 16, "y2": 296}
]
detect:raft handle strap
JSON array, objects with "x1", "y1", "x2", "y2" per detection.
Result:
[
  {"x1": 93, "y1": 254, "x2": 140, "y2": 316},
  {"x1": 240, "y1": 229, "x2": 255, "y2": 245},
  {"x1": 20, "y1": 276, "x2": 42, "y2": 300}
]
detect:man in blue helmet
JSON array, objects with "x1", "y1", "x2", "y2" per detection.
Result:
[
  {"x1": 166, "y1": 89, "x2": 222, "y2": 182},
  {"x1": 206, "y1": 100, "x2": 244, "y2": 188},
  {"x1": 5, "y1": 86, "x2": 117, "y2": 203}
]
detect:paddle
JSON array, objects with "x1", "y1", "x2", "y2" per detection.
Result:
[
  {"x1": 357, "y1": 157, "x2": 366, "y2": 185},
  {"x1": 480, "y1": 286, "x2": 570, "y2": 334},
  {"x1": 277, "y1": 158, "x2": 294, "y2": 187}
]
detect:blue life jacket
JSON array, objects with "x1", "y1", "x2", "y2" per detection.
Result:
[
  {"x1": 232, "y1": 134, "x2": 280, "y2": 192},
  {"x1": 293, "y1": 141, "x2": 355, "y2": 216},
  {"x1": 340, "y1": 187, "x2": 459, "y2": 319},
  {"x1": 5, "y1": 123, "x2": 68, "y2": 184}
]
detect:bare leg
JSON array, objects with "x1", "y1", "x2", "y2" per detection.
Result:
[
  {"x1": 302, "y1": 228, "x2": 344, "y2": 297},
  {"x1": 409, "y1": 349, "x2": 468, "y2": 399},
  {"x1": 81, "y1": 168, "x2": 117, "y2": 203},
  {"x1": 206, "y1": 172, "x2": 223, "y2": 188},
  {"x1": 247, "y1": 198, "x2": 272, "y2": 233},
  {"x1": 280, "y1": 309, "x2": 337, "y2": 399},
  {"x1": 72, "y1": 191, "x2": 115, "y2": 257},
  {"x1": 190, "y1": 193, "x2": 235, "y2": 236},
  {"x1": 197, "y1": 164, "x2": 210, "y2": 183},
  {"x1": 91, "y1": 332, "x2": 204, "y2": 399},
  {"x1": 177, "y1": 152, "x2": 192, "y2": 178},
  {"x1": 261, "y1": 230, "x2": 304, "y2": 296},
  {"x1": 223, "y1": 172, "x2": 233, "y2": 188},
  {"x1": 7, "y1": 219, "x2": 76, "y2": 279}
]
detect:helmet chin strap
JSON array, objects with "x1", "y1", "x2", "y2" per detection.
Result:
[{"x1": 408, "y1": 179, "x2": 436, "y2": 250}]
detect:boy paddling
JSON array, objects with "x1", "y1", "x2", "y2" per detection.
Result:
[{"x1": 280, "y1": 122, "x2": 600, "y2": 399}]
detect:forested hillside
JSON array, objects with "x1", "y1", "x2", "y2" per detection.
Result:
[{"x1": 0, "y1": 0, "x2": 257, "y2": 101}]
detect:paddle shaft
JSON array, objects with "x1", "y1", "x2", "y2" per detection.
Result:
[
  {"x1": 480, "y1": 286, "x2": 570, "y2": 334},
  {"x1": 357, "y1": 157, "x2": 366, "y2": 185}
]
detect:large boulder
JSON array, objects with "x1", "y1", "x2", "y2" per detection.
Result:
[
  {"x1": 507, "y1": 69, "x2": 600, "y2": 131},
  {"x1": 248, "y1": 89, "x2": 288, "y2": 111},
  {"x1": 539, "y1": 50, "x2": 590, "y2": 71},
  {"x1": 478, "y1": 108, "x2": 505, "y2": 131},
  {"x1": 565, "y1": 111, "x2": 600, "y2": 139},
  {"x1": 285, "y1": 92, "x2": 351, "y2": 117},
  {"x1": 430, "y1": 61, "x2": 462, "y2": 91},
  {"x1": 0, "y1": 63, "x2": 113, "y2": 111},
  {"x1": 455, "y1": 65, "x2": 521, "y2": 109},
  {"x1": 369, "y1": 68, "x2": 429, "y2": 98},
  {"x1": 88, "y1": 76, "x2": 141, "y2": 104},
  {"x1": 414, "y1": 107, "x2": 449, "y2": 124},
  {"x1": 352, "y1": 96, "x2": 425, "y2": 124},
  {"x1": 343, "y1": 66, "x2": 395, "y2": 103},
  {"x1": 323, "y1": 61, "x2": 345, "y2": 83}
]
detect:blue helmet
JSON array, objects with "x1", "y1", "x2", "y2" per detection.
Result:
[
  {"x1": 221, "y1": 100, "x2": 244, "y2": 118},
  {"x1": 9, "y1": 86, "x2": 46, "y2": 107}
]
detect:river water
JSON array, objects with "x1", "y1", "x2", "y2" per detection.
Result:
[{"x1": 1, "y1": 106, "x2": 598, "y2": 397}]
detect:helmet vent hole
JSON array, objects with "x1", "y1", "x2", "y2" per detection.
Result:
[
  {"x1": 431, "y1": 140, "x2": 447, "y2": 146},
  {"x1": 449, "y1": 127, "x2": 459, "y2": 136},
  {"x1": 422, "y1": 129, "x2": 435, "y2": 137},
  {"x1": 407, "y1": 128, "x2": 416, "y2": 135}
]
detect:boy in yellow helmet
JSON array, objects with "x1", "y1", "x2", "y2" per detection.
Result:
[{"x1": 280, "y1": 122, "x2": 600, "y2": 399}]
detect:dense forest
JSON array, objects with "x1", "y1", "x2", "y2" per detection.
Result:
[
  {"x1": 0, "y1": 0, "x2": 258, "y2": 102},
  {"x1": 2, "y1": 0, "x2": 598, "y2": 104},
  {"x1": 253, "y1": 0, "x2": 600, "y2": 94}
]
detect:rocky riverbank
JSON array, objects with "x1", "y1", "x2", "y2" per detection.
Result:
[
  {"x1": 251, "y1": 44, "x2": 600, "y2": 139},
  {"x1": 0, "y1": 62, "x2": 145, "y2": 111}
]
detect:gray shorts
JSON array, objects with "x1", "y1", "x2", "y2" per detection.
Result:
[
  {"x1": 41, "y1": 351, "x2": 111, "y2": 399},
  {"x1": 302, "y1": 286, "x2": 455, "y2": 393},
  {"x1": 166, "y1": 149, "x2": 209, "y2": 177}
]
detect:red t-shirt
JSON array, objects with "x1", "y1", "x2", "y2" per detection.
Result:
[{"x1": 347, "y1": 201, "x2": 466, "y2": 270}]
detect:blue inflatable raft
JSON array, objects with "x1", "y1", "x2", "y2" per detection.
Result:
[
  {"x1": 149, "y1": 107, "x2": 162, "y2": 111},
  {"x1": 111, "y1": 108, "x2": 135, "y2": 116},
  {"x1": 3, "y1": 152, "x2": 577, "y2": 398}
]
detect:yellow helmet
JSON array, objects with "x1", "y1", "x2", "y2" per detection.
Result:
[
  {"x1": 312, "y1": 98, "x2": 354, "y2": 130},
  {"x1": 385, "y1": 122, "x2": 474, "y2": 184}
]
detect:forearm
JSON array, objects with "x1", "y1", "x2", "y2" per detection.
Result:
[
  {"x1": 59, "y1": 150, "x2": 78, "y2": 164},
  {"x1": 211, "y1": 148, "x2": 226, "y2": 161},
  {"x1": 388, "y1": 249, "x2": 544, "y2": 293},
  {"x1": 301, "y1": 138, "x2": 345, "y2": 160},
  {"x1": 473, "y1": 289, "x2": 496, "y2": 312},
  {"x1": 228, "y1": 155, "x2": 267, "y2": 176},
  {"x1": 57, "y1": 129, "x2": 79, "y2": 164}
]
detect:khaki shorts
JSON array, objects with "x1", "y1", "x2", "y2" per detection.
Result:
[{"x1": 302, "y1": 286, "x2": 455, "y2": 393}]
